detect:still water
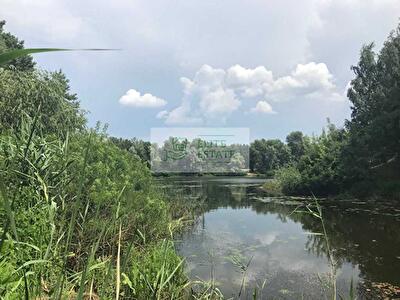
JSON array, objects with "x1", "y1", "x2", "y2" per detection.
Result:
[{"x1": 158, "y1": 177, "x2": 400, "y2": 299}]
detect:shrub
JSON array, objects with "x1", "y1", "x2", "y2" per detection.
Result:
[{"x1": 275, "y1": 165, "x2": 304, "y2": 195}]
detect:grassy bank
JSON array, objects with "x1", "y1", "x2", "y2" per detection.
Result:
[{"x1": 0, "y1": 119, "x2": 194, "y2": 298}]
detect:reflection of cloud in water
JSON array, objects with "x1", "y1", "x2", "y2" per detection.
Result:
[
  {"x1": 178, "y1": 206, "x2": 360, "y2": 298},
  {"x1": 172, "y1": 179, "x2": 364, "y2": 298},
  {"x1": 254, "y1": 232, "x2": 278, "y2": 246}
]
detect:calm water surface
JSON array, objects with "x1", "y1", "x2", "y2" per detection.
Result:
[{"x1": 157, "y1": 177, "x2": 400, "y2": 299}]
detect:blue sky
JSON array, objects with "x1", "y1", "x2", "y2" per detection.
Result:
[{"x1": 1, "y1": 0, "x2": 399, "y2": 141}]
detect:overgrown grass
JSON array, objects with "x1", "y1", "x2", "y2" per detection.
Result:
[{"x1": 0, "y1": 112, "x2": 197, "y2": 298}]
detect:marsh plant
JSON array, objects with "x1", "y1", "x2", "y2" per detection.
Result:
[{"x1": 293, "y1": 198, "x2": 357, "y2": 300}]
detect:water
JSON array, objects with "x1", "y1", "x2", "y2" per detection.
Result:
[{"x1": 157, "y1": 176, "x2": 400, "y2": 299}]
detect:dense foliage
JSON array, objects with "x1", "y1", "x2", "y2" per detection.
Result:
[
  {"x1": 0, "y1": 22, "x2": 190, "y2": 299},
  {"x1": 276, "y1": 124, "x2": 348, "y2": 196},
  {"x1": 110, "y1": 136, "x2": 151, "y2": 166},
  {"x1": 0, "y1": 69, "x2": 86, "y2": 136},
  {"x1": 250, "y1": 139, "x2": 290, "y2": 175}
]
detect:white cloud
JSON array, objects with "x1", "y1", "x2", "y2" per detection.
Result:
[
  {"x1": 226, "y1": 65, "x2": 274, "y2": 97},
  {"x1": 156, "y1": 110, "x2": 168, "y2": 119},
  {"x1": 275, "y1": 62, "x2": 334, "y2": 91},
  {"x1": 271, "y1": 62, "x2": 343, "y2": 101},
  {"x1": 161, "y1": 65, "x2": 241, "y2": 124},
  {"x1": 119, "y1": 89, "x2": 167, "y2": 108},
  {"x1": 164, "y1": 104, "x2": 202, "y2": 125},
  {"x1": 250, "y1": 101, "x2": 276, "y2": 114},
  {"x1": 200, "y1": 88, "x2": 240, "y2": 115},
  {"x1": 161, "y1": 62, "x2": 340, "y2": 124}
]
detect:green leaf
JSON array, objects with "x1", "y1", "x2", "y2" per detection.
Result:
[{"x1": 0, "y1": 48, "x2": 119, "y2": 66}]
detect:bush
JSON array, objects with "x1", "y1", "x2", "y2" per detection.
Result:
[{"x1": 275, "y1": 166, "x2": 304, "y2": 195}]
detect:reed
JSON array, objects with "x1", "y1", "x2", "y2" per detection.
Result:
[{"x1": 0, "y1": 108, "x2": 193, "y2": 298}]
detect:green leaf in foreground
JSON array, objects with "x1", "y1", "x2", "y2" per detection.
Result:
[{"x1": 0, "y1": 48, "x2": 119, "y2": 66}]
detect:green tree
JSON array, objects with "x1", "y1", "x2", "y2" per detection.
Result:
[
  {"x1": 0, "y1": 20, "x2": 35, "y2": 71},
  {"x1": 250, "y1": 139, "x2": 291, "y2": 174},
  {"x1": 229, "y1": 152, "x2": 245, "y2": 172},
  {"x1": 110, "y1": 137, "x2": 151, "y2": 165},
  {"x1": 277, "y1": 123, "x2": 348, "y2": 196},
  {"x1": 0, "y1": 69, "x2": 86, "y2": 136},
  {"x1": 286, "y1": 131, "x2": 306, "y2": 162},
  {"x1": 297, "y1": 124, "x2": 347, "y2": 195},
  {"x1": 346, "y1": 24, "x2": 400, "y2": 177}
]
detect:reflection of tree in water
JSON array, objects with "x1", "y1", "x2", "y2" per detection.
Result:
[
  {"x1": 304, "y1": 207, "x2": 400, "y2": 285},
  {"x1": 162, "y1": 178, "x2": 255, "y2": 210},
  {"x1": 160, "y1": 178, "x2": 400, "y2": 286},
  {"x1": 252, "y1": 199, "x2": 400, "y2": 286}
]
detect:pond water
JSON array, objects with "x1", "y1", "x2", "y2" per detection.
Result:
[{"x1": 157, "y1": 177, "x2": 400, "y2": 299}]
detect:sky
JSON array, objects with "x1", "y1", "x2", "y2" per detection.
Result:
[{"x1": 1, "y1": 0, "x2": 399, "y2": 141}]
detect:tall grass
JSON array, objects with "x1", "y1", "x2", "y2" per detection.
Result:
[{"x1": 0, "y1": 108, "x2": 197, "y2": 298}]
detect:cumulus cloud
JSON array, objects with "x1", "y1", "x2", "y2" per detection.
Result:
[
  {"x1": 275, "y1": 62, "x2": 334, "y2": 92},
  {"x1": 160, "y1": 62, "x2": 341, "y2": 124},
  {"x1": 250, "y1": 101, "x2": 275, "y2": 114},
  {"x1": 161, "y1": 65, "x2": 241, "y2": 124},
  {"x1": 119, "y1": 89, "x2": 167, "y2": 108},
  {"x1": 164, "y1": 106, "x2": 202, "y2": 125},
  {"x1": 226, "y1": 65, "x2": 273, "y2": 97}
]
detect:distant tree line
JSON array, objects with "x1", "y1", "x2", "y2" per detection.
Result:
[{"x1": 109, "y1": 137, "x2": 151, "y2": 167}]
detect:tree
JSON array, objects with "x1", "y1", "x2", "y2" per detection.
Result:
[
  {"x1": 110, "y1": 137, "x2": 151, "y2": 166},
  {"x1": 250, "y1": 139, "x2": 291, "y2": 174},
  {"x1": 0, "y1": 69, "x2": 86, "y2": 136},
  {"x1": 0, "y1": 20, "x2": 35, "y2": 71},
  {"x1": 286, "y1": 131, "x2": 305, "y2": 162},
  {"x1": 297, "y1": 124, "x2": 347, "y2": 195},
  {"x1": 346, "y1": 24, "x2": 400, "y2": 176},
  {"x1": 229, "y1": 152, "x2": 245, "y2": 172},
  {"x1": 278, "y1": 123, "x2": 348, "y2": 196}
]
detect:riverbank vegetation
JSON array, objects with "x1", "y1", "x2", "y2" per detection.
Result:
[{"x1": 0, "y1": 21, "x2": 194, "y2": 299}]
